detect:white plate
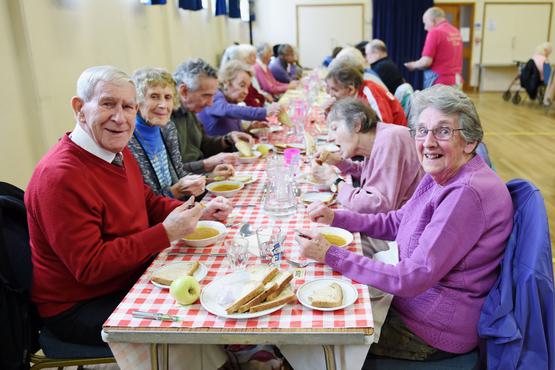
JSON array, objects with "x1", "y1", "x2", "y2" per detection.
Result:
[
  {"x1": 296, "y1": 278, "x2": 358, "y2": 311},
  {"x1": 150, "y1": 262, "x2": 208, "y2": 289},
  {"x1": 238, "y1": 151, "x2": 262, "y2": 164},
  {"x1": 300, "y1": 191, "x2": 336, "y2": 205},
  {"x1": 317, "y1": 226, "x2": 354, "y2": 248},
  {"x1": 200, "y1": 273, "x2": 288, "y2": 319},
  {"x1": 270, "y1": 126, "x2": 283, "y2": 132}
]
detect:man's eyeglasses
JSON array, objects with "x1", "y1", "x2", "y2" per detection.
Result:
[{"x1": 410, "y1": 126, "x2": 464, "y2": 140}]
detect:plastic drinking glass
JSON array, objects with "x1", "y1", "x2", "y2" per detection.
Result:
[
  {"x1": 225, "y1": 237, "x2": 249, "y2": 271},
  {"x1": 256, "y1": 226, "x2": 285, "y2": 265}
]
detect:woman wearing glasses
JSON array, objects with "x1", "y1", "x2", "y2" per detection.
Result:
[{"x1": 298, "y1": 85, "x2": 513, "y2": 362}]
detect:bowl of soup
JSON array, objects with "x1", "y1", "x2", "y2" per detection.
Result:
[
  {"x1": 182, "y1": 220, "x2": 227, "y2": 247},
  {"x1": 206, "y1": 180, "x2": 244, "y2": 198},
  {"x1": 317, "y1": 226, "x2": 353, "y2": 248},
  {"x1": 238, "y1": 150, "x2": 262, "y2": 164}
]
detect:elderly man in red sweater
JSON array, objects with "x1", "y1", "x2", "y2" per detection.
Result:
[{"x1": 25, "y1": 66, "x2": 231, "y2": 360}]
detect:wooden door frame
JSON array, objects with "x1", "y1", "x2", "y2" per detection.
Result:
[{"x1": 436, "y1": 2, "x2": 475, "y2": 91}]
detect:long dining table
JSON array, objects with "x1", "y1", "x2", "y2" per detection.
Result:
[{"x1": 102, "y1": 84, "x2": 396, "y2": 370}]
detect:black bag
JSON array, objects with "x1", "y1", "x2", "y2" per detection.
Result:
[
  {"x1": 0, "y1": 182, "x2": 41, "y2": 370},
  {"x1": 520, "y1": 59, "x2": 542, "y2": 100}
]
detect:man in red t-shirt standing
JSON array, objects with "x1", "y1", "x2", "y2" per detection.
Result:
[{"x1": 405, "y1": 7, "x2": 463, "y2": 88}]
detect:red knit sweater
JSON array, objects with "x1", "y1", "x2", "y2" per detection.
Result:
[
  {"x1": 357, "y1": 80, "x2": 407, "y2": 126},
  {"x1": 25, "y1": 134, "x2": 181, "y2": 317}
]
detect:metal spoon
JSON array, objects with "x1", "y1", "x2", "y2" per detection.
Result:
[
  {"x1": 285, "y1": 258, "x2": 318, "y2": 268},
  {"x1": 239, "y1": 223, "x2": 254, "y2": 237}
]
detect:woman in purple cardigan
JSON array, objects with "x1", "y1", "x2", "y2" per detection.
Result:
[
  {"x1": 311, "y1": 97, "x2": 424, "y2": 213},
  {"x1": 297, "y1": 85, "x2": 514, "y2": 361},
  {"x1": 198, "y1": 60, "x2": 280, "y2": 136}
]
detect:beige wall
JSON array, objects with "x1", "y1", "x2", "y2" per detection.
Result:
[
  {"x1": 0, "y1": 0, "x2": 248, "y2": 188},
  {"x1": 252, "y1": 0, "x2": 371, "y2": 51}
]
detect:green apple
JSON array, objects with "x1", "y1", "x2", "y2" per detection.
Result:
[{"x1": 170, "y1": 276, "x2": 201, "y2": 305}]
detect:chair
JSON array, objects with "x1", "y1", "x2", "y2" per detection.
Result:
[
  {"x1": 476, "y1": 142, "x2": 495, "y2": 171},
  {"x1": 478, "y1": 179, "x2": 555, "y2": 370},
  {"x1": 393, "y1": 82, "x2": 414, "y2": 115},
  {"x1": 0, "y1": 182, "x2": 116, "y2": 370}
]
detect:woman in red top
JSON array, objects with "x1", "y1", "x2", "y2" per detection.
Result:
[{"x1": 325, "y1": 66, "x2": 407, "y2": 126}]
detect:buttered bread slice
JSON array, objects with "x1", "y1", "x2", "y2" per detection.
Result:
[
  {"x1": 151, "y1": 261, "x2": 200, "y2": 286},
  {"x1": 247, "y1": 265, "x2": 279, "y2": 284},
  {"x1": 309, "y1": 282, "x2": 343, "y2": 308},
  {"x1": 249, "y1": 287, "x2": 296, "y2": 313}
]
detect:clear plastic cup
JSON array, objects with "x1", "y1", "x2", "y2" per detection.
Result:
[
  {"x1": 225, "y1": 237, "x2": 249, "y2": 271},
  {"x1": 256, "y1": 226, "x2": 285, "y2": 265}
]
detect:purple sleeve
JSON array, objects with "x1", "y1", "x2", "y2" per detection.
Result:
[
  {"x1": 328, "y1": 186, "x2": 486, "y2": 297},
  {"x1": 269, "y1": 61, "x2": 292, "y2": 83},
  {"x1": 207, "y1": 94, "x2": 267, "y2": 121},
  {"x1": 332, "y1": 208, "x2": 402, "y2": 240}
]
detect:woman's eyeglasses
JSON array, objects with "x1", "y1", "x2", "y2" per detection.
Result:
[{"x1": 410, "y1": 126, "x2": 464, "y2": 140}]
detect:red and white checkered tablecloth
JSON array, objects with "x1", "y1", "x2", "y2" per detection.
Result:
[{"x1": 104, "y1": 128, "x2": 373, "y2": 333}]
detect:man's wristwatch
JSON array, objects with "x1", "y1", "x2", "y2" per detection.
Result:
[{"x1": 330, "y1": 177, "x2": 345, "y2": 193}]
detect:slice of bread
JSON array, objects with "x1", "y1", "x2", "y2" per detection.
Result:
[
  {"x1": 249, "y1": 287, "x2": 296, "y2": 313},
  {"x1": 266, "y1": 270, "x2": 293, "y2": 300},
  {"x1": 226, "y1": 281, "x2": 265, "y2": 314},
  {"x1": 151, "y1": 261, "x2": 200, "y2": 286},
  {"x1": 309, "y1": 282, "x2": 343, "y2": 308},
  {"x1": 236, "y1": 282, "x2": 278, "y2": 313},
  {"x1": 315, "y1": 150, "x2": 331, "y2": 165},
  {"x1": 235, "y1": 141, "x2": 253, "y2": 157},
  {"x1": 247, "y1": 265, "x2": 279, "y2": 284}
]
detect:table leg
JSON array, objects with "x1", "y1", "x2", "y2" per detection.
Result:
[
  {"x1": 322, "y1": 345, "x2": 337, "y2": 370},
  {"x1": 161, "y1": 343, "x2": 169, "y2": 370},
  {"x1": 150, "y1": 343, "x2": 159, "y2": 370}
]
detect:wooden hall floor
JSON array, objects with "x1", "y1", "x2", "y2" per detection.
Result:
[{"x1": 468, "y1": 92, "x2": 555, "y2": 253}]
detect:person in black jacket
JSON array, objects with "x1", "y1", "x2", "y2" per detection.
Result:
[{"x1": 365, "y1": 39, "x2": 405, "y2": 95}]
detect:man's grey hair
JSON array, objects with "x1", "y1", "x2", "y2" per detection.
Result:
[
  {"x1": 256, "y1": 42, "x2": 272, "y2": 58},
  {"x1": 76, "y1": 65, "x2": 134, "y2": 102},
  {"x1": 173, "y1": 58, "x2": 218, "y2": 92},
  {"x1": 425, "y1": 7, "x2": 445, "y2": 21},
  {"x1": 409, "y1": 85, "x2": 483, "y2": 144},
  {"x1": 328, "y1": 97, "x2": 378, "y2": 134},
  {"x1": 369, "y1": 39, "x2": 387, "y2": 54}
]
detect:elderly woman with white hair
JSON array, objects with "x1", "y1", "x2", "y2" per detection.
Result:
[
  {"x1": 198, "y1": 60, "x2": 280, "y2": 136},
  {"x1": 299, "y1": 85, "x2": 513, "y2": 362},
  {"x1": 223, "y1": 44, "x2": 274, "y2": 107}
]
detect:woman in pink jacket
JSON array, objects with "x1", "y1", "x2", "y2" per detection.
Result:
[{"x1": 254, "y1": 43, "x2": 298, "y2": 97}]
